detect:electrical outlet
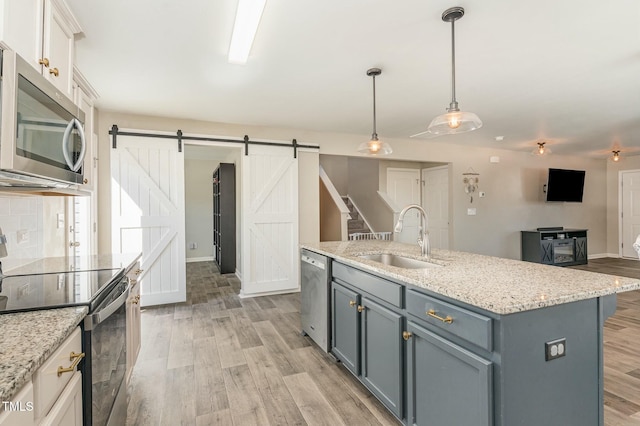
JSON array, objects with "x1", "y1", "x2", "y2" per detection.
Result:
[
  {"x1": 545, "y1": 338, "x2": 566, "y2": 361},
  {"x1": 16, "y1": 229, "x2": 29, "y2": 244}
]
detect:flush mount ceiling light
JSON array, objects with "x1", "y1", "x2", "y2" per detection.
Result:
[
  {"x1": 358, "y1": 68, "x2": 392, "y2": 155},
  {"x1": 611, "y1": 150, "x2": 621, "y2": 162},
  {"x1": 228, "y1": 0, "x2": 267, "y2": 64},
  {"x1": 412, "y1": 6, "x2": 482, "y2": 138},
  {"x1": 532, "y1": 141, "x2": 552, "y2": 156}
]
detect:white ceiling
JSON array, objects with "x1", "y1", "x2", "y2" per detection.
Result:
[{"x1": 66, "y1": 0, "x2": 640, "y2": 158}]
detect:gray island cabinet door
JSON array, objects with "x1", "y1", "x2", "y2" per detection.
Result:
[
  {"x1": 361, "y1": 297, "x2": 404, "y2": 420},
  {"x1": 331, "y1": 281, "x2": 360, "y2": 375},
  {"x1": 406, "y1": 320, "x2": 493, "y2": 426}
]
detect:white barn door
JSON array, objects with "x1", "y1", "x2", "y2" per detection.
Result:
[
  {"x1": 241, "y1": 145, "x2": 299, "y2": 297},
  {"x1": 111, "y1": 134, "x2": 186, "y2": 306}
]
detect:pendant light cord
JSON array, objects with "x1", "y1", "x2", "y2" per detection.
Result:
[
  {"x1": 372, "y1": 74, "x2": 378, "y2": 138},
  {"x1": 449, "y1": 18, "x2": 458, "y2": 111}
]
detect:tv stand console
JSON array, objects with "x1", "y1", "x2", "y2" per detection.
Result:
[{"x1": 521, "y1": 228, "x2": 588, "y2": 266}]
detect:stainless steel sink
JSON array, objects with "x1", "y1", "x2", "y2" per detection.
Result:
[{"x1": 357, "y1": 253, "x2": 442, "y2": 269}]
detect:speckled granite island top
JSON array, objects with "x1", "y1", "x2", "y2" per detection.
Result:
[
  {"x1": 6, "y1": 253, "x2": 141, "y2": 276},
  {"x1": 301, "y1": 240, "x2": 640, "y2": 315},
  {"x1": 0, "y1": 307, "x2": 88, "y2": 402}
]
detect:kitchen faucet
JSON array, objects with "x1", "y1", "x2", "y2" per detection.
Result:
[{"x1": 394, "y1": 204, "x2": 430, "y2": 257}]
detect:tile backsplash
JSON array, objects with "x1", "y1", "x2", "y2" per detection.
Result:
[{"x1": 0, "y1": 196, "x2": 45, "y2": 271}]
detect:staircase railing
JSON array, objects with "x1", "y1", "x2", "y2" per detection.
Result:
[{"x1": 319, "y1": 165, "x2": 352, "y2": 240}]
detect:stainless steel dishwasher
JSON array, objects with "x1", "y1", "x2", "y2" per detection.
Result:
[{"x1": 300, "y1": 249, "x2": 331, "y2": 352}]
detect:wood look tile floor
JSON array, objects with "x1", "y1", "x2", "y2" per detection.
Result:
[{"x1": 126, "y1": 260, "x2": 640, "y2": 426}]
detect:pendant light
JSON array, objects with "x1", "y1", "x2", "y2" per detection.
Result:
[
  {"x1": 358, "y1": 68, "x2": 392, "y2": 155},
  {"x1": 532, "y1": 141, "x2": 552, "y2": 156},
  {"x1": 412, "y1": 7, "x2": 482, "y2": 138}
]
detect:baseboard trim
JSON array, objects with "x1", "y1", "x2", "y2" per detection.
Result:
[
  {"x1": 186, "y1": 256, "x2": 214, "y2": 263},
  {"x1": 588, "y1": 253, "x2": 619, "y2": 259},
  {"x1": 238, "y1": 287, "x2": 300, "y2": 299}
]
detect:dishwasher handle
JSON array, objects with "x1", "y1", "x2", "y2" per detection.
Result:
[{"x1": 301, "y1": 254, "x2": 325, "y2": 270}]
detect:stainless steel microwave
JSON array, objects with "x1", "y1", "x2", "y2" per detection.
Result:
[{"x1": 0, "y1": 48, "x2": 86, "y2": 188}]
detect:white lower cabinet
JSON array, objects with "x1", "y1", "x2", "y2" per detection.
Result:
[
  {"x1": 0, "y1": 380, "x2": 35, "y2": 425},
  {"x1": 39, "y1": 371, "x2": 82, "y2": 426},
  {"x1": 0, "y1": 326, "x2": 83, "y2": 426},
  {"x1": 126, "y1": 263, "x2": 142, "y2": 384}
]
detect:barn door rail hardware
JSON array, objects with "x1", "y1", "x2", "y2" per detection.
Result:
[{"x1": 109, "y1": 125, "x2": 319, "y2": 158}]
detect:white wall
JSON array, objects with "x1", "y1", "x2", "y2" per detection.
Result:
[{"x1": 184, "y1": 157, "x2": 218, "y2": 261}]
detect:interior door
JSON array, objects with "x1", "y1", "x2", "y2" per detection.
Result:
[
  {"x1": 111, "y1": 134, "x2": 186, "y2": 306},
  {"x1": 620, "y1": 170, "x2": 640, "y2": 258},
  {"x1": 387, "y1": 168, "x2": 421, "y2": 244},
  {"x1": 241, "y1": 145, "x2": 299, "y2": 296},
  {"x1": 422, "y1": 166, "x2": 450, "y2": 250}
]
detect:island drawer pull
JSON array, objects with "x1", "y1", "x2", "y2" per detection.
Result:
[
  {"x1": 427, "y1": 309, "x2": 453, "y2": 324},
  {"x1": 357, "y1": 305, "x2": 365, "y2": 313},
  {"x1": 57, "y1": 351, "x2": 85, "y2": 377},
  {"x1": 402, "y1": 331, "x2": 413, "y2": 341},
  {"x1": 349, "y1": 300, "x2": 356, "y2": 307}
]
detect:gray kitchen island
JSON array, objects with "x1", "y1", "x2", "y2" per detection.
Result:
[{"x1": 300, "y1": 240, "x2": 640, "y2": 426}]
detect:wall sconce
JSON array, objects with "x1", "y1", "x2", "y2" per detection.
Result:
[
  {"x1": 611, "y1": 150, "x2": 621, "y2": 162},
  {"x1": 463, "y1": 169, "x2": 479, "y2": 203}
]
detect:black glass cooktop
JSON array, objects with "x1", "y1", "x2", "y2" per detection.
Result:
[{"x1": 0, "y1": 268, "x2": 124, "y2": 314}]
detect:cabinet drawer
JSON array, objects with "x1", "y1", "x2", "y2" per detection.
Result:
[
  {"x1": 32, "y1": 327, "x2": 82, "y2": 420},
  {"x1": 406, "y1": 290, "x2": 492, "y2": 351},
  {"x1": 333, "y1": 262, "x2": 402, "y2": 308}
]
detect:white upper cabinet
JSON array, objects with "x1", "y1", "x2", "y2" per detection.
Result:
[
  {"x1": 73, "y1": 67, "x2": 98, "y2": 190},
  {"x1": 0, "y1": 0, "x2": 82, "y2": 98}
]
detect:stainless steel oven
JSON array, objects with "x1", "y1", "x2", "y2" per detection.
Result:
[
  {"x1": 0, "y1": 48, "x2": 86, "y2": 188},
  {"x1": 83, "y1": 275, "x2": 129, "y2": 426}
]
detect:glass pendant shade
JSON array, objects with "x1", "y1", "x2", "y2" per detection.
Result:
[
  {"x1": 426, "y1": 110, "x2": 483, "y2": 136},
  {"x1": 357, "y1": 135, "x2": 393, "y2": 155}
]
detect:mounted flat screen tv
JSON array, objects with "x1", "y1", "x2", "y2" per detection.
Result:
[{"x1": 546, "y1": 168, "x2": 585, "y2": 202}]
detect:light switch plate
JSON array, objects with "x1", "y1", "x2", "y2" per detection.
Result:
[{"x1": 467, "y1": 208, "x2": 477, "y2": 215}]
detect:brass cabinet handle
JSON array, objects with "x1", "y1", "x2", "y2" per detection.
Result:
[
  {"x1": 39, "y1": 58, "x2": 50, "y2": 67},
  {"x1": 357, "y1": 305, "x2": 365, "y2": 313},
  {"x1": 402, "y1": 331, "x2": 413, "y2": 341},
  {"x1": 132, "y1": 296, "x2": 139, "y2": 305},
  {"x1": 57, "y1": 351, "x2": 85, "y2": 377},
  {"x1": 134, "y1": 269, "x2": 144, "y2": 275},
  {"x1": 49, "y1": 67, "x2": 59, "y2": 77},
  {"x1": 349, "y1": 300, "x2": 356, "y2": 307},
  {"x1": 83, "y1": 178, "x2": 88, "y2": 184},
  {"x1": 427, "y1": 309, "x2": 453, "y2": 324}
]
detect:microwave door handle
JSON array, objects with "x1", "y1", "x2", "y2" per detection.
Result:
[
  {"x1": 62, "y1": 118, "x2": 87, "y2": 172},
  {"x1": 84, "y1": 283, "x2": 129, "y2": 331}
]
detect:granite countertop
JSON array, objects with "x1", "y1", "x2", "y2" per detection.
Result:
[
  {"x1": 301, "y1": 240, "x2": 640, "y2": 315},
  {"x1": 6, "y1": 253, "x2": 142, "y2": 276},
  {"x1": 0, "y1": 307, "x2": 88, "y2": 403}
]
